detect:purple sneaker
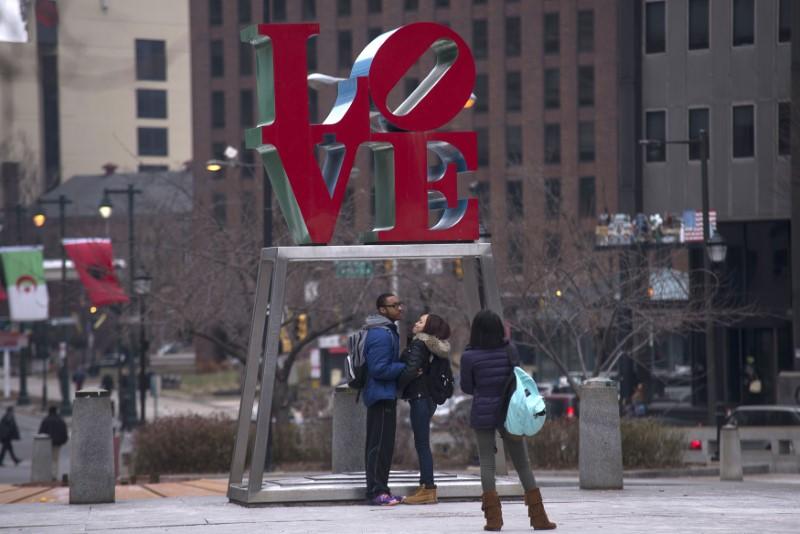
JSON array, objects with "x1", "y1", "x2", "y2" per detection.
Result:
[{"x1": 369, "y1": 493, "x2": 402, "y2": 506}]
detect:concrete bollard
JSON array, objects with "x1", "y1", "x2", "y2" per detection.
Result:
[
  {"x1": 70, "y1": 388, "x2": 115, "y2": 504},
  {"x1": 579, "y1": 377, "x2": 623, "y2": 490},
  {"x1": 332, "y1": 385, "x2": 367, "y2": 473},
  {"x1": 719, "y1": 424, "x2": 743, "y2": 481},
  {"x1": 31, "y1": 434, "x2": 53, "y2": 483}
]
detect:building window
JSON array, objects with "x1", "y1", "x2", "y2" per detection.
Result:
[
  {"x1": 578, "y1": 121, "x2": 595, "y2": 162},
  {"x1": 241, "y1": 192, "x2": 256, "y2": 225},
  {"x1": 211, "y1": 91, "x2": 226, "y2": 129},
  {"x1": 544, "y1": 178, "x2": 560, "y2": 219},
  {"x1": 368, "y1": 27, "x2": 382, "y2": 42},
  {"x1": 506, "y1": 181, "x2": 523, "y2": 220},
  {"x1": 732, "y1": 104, "x2": 755, "y2": 158},
  {"x1": 778, "y1": 102, "x2": 790, "y2": 156},
  {"x1": 506, "y1": 125, "x2": 522, "y2": 166},
  {"x1": 435, "y1": 0, "x2": 449, "y2": 7},
  {"x1": 302, "y1": 0, "x2": 315, "y2": 20},
  {"x1": 238, "y1": 0, "x2": 251, "y2": 24},
  {"x1": 211, "y1": 142, "x2": 227, "y2": 178},
  {"x1": 309, "y1": 89, "x2": 318, "y2": 123},
  {"x1": 212, "y1": 193, "x2": 227, "y2": 228},
  {"x1": 135, "y1": 39, "x2": 166, "y2": 81},
  {"x1": 545, "y1": 233, "x2": 561, "y2": 261},
  {"x1": 543, "y1": 12, "x2": 559, "y2": 54},
  {"x1": 273, "y1": 0, "x2": 286, "y2": 21},
  {"x1": 544, "y1": 123, "x2": 560, "y2": 164},
  {"x1": 508, "y1": 238, "x2": 523, "y2": 274},
  {"x1": 210, "y1": 40, "x2": 224, "y2": 78},
  {"x1": 209, "y1": 0, "x2": 223, "y2": 26},
  {"x1": 506, "y1": 71, "x2": 521, "y2": 112},
  {"x1": 645, "y1": 1, "x2": 666, "y2": 54},
  {"x1": 240, "y1": 140, "x2": 255, "y2": 168},
  {"x1": 578, "y1": 176, "x2": 596, "y2": 218},
  {"x1": 472, "y1": 181, "x2": 490, "y2": 229},
  {"x1": 307, "y1": 37, "x2": 317, "y2": 70},
  {"x1": 578, "y1": 66, "x2": 594, "y2": 107},
  {"x1": 475, "y1": 73, "x2": 488, "y2": 113},
  {"x1": 645, "y1": 111, "x2": 666, "y2": 162},
  {"x1": 577, "y1": 10, "x2": 594, "y2": 53},
  {"x1": 338, "y1": 31, "x2": 352, "y2": 69},
  {"x1": 239, "y1": 41, "x2": 253, "y2": 76},
  {"x1": 368, "y1": 0, "x2": 381, "y2": 14},
  {"x1": 688, "y1": 0, "x2": 709, "y2": 50},
  {"x1": 136, "y1": 89, "x2": 167, "y2": 119},
  {"x1": 240, "y1": 89, "x2": 254, "y2": 127},
  {"x1": 476, "y1": 127, "x2": 489, "y2": 167},
  {"x1": 779, "y1": 0, "x2": 791, "y2": 43},
  {"x1": 473, "y1": 19, "x2": 488, "y2": 59},
  {"x1": 733, "y1": 0, "x2": 754, "y2": 46},
  {"x1": 262, "y1": 0, "x2": 270, "y2": 22},
  {"x1": 506, "y1": 17, "x2": 521, "y2": 57},
  {"x1": 405, "y1": 0, "x2": 418, "y2": 11},
  {"x1": 688, "y1": 107, "x2": 709, "y2": 160},
  {"x1": 544, "y1": 68, "x2": 559, "y2": 109},
  {"x1": 337, "y1": 0, "x2": 351, "y2": 16},
  {"x1": 138, "y1": 164, "x2": 168, "y2": 172},
  {"x1": 138, "y1": 127, "x2": 168, "y2": 156}
]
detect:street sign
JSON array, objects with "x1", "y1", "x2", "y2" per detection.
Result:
[{"x1": 335, "y1": 260, "x2": 374, "y2": 278}]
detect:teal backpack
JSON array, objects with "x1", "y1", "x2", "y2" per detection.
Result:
[{"x1": 504, "y1": 367, "x2": 547, "y2": 437}]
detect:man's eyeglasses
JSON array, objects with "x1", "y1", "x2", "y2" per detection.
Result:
[{"x1": 383, "y1": 302, "x2": 404, "y2": 309}]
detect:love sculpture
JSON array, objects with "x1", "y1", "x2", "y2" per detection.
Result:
[
  {"x1": 241, "y1": 22, "x2": 479, "y2": 244},
  {"x1": 229, "y1": 22, "x2": 507, "y2": 505}
]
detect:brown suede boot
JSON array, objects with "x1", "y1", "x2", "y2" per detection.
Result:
[
  {"x1": 481, "y1": 491, "x2": 503, "y2": 531},
  {"x1": 524, "y1": 488, "x2": 556, "y2": 530},
  {"x1": 403, "y1": 485, "x2": 437, "y2": 504}
]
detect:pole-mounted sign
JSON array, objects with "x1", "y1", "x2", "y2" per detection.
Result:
[{"x1": 241, "y1": 22, "x2": 479, "y2": 245}]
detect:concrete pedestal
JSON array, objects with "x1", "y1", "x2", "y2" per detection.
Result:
[
  {"x1": 720, "y1": 424, "x2": 743, "y2": 481},
  {"x1": 31, "y1": 434, "x2": 53, "y2": 483},
  {"x1": 332, "y1": 385, "x2": 366, "y2": 473},
  {"x1": 579, "y1": 378, "x2": 623, "y2": 490},
  {"x1": 70, "y1": 388, "x2": 115, "y2": 504}
]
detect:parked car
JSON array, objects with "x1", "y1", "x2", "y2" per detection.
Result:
[
  {"x1": 543, "y1": 392, "x2": 579, "y2": 419},
  {"x1": 725, "y1": 405, "x2": 800, "y2": 427}
]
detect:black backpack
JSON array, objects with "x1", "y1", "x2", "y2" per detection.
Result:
[{"x1": 426, "y1": 356, "x2": 454, "y2": 405}]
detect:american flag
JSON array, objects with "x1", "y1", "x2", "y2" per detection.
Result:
[{"x1": 683, "y1": 210, "x2": 717, "y2": 243}]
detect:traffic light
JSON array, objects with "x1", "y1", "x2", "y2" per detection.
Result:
[
  {"x1": 453, "y1": 258, "x2": 464, "y2": 279},
  {"x1": 279, "y1": 327, "x2": 293, "y2": 353},
  {"x1": 295, "y1": 313, "x2": 309, "y2": 341}
]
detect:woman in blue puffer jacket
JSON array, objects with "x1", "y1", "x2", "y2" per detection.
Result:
[{"x1": 460, "y1": 310, "x2": 556, "y2": 531}]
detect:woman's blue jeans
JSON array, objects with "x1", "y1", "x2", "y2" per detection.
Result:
[{"x1": 409, "y1": 397, "x2": 436, "y2": 487}]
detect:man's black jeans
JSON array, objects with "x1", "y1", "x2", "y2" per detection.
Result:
[{"x1": 365, "y1": 399, "x2": 397, "y2": 499}]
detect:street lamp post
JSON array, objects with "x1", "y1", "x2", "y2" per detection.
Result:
[
  {"x1": 639, "y1": 130, "x2": 726, "y2": 426},
  {"x1": 34, "y1": 194, "x2": 73, "y2": 416},
  {"x1": 12, "y1": 205, "x2": 31, "y2": 406},
  {"x1": 133, "y1": 271, "x2": 151, "y2": 422},
  {"x1": 99, "y1": 185, "x2": 142, "y2": 427}
]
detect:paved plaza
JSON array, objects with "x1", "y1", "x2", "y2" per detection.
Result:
[{"x1": 1, "y1": 474, "x2": 798, "y2": 533}]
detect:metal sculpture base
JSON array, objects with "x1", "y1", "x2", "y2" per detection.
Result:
[
  {"x1": 228, "y1": 244, "x2": 505, "y2": 506},
  {"x1": 229, "y1": 470, "x2": 523, "y2": 505}
]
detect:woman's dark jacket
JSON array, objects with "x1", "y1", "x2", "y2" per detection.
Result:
[
  {"x1": 398, "y1": 333, "x2": 451, "y2": 400},
  {"x1": 460, "y1": 342, "x2": 518, "y2": 430}
]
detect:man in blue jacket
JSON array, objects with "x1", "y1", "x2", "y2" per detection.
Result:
[{"x1": 362, "y1": 292, "x2": 406, "y2": 506}]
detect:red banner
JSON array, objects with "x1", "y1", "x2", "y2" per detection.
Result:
[{"x1": 62, "y1": 238, "x2": 129, "y2": 307}]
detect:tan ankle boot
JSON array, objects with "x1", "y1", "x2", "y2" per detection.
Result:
[
  {"x1": 481, "y1": 491, "x2": 503, "y2": 531},
  {"x1": 524, "y1": 488, "x2": 556, "y2": 530},
  {"x1": 403, "y1": 485, "x2": 437, "y2": 504}
]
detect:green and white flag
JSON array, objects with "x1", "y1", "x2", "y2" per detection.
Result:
[{"x1": 0, "y1": 246, "x2": 49, "y2": 321}]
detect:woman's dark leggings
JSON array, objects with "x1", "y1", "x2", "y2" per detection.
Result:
[
  {"x1": 474, "y1": 428, "x2": 537, "y2": 493},
  {"x1": 409, "y1": 398, "x2": 436, "y2": 487}
]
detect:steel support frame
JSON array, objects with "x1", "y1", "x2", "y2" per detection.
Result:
[{"x1": 228, "y1": 243, "x2": 505, "y2": 505}]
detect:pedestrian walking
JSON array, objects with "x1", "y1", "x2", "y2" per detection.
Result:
[
  {"x1": 397, "y1": 313, "x2": 451, "y2": 505},
  {"x1": 362, "y1": 293, "x2": 407, "y2": 506},
  {"x1": 0, "y1": 406, "x2": 22, "y2": 466},
  {"x1": 72, "y1": 366, "x2": 87, "y2": 392},
  {"x1": 39, "y1": 406, "x2": 68, "y2": 480},
  {"x1": 460, "y1": 310, "x2": 556, "y2": 531}
]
